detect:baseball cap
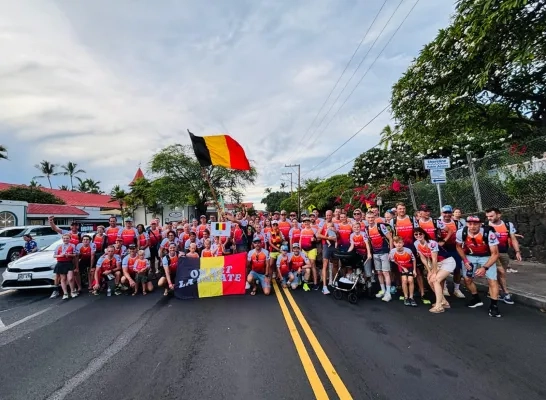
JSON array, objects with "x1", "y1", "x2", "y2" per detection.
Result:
[
  {"x1": 281, "y1": 245, "x2": 289, "y2": 251},
  {"x1": 292, "y1": 242, "x2": 300, "y2": 248},
  {"x1": 125, "y1": 217, "x2": 133, "y2": 222},
  {"x1": 467, "y1": 216, "x2": 481, "y2": 223},
  {"x1": 200, "y1": 215, "x2": 206, "y2": 219},
  {"x1": 128, "y1": 244, "x2": 136, "y2": 249},
  {"x1": 441, "y1": 205, "x2": 453, "y2": 213},
  {"x1": 418, "y1": 204, "x2": 431, "y2": 212},
  {"x1": 272, "y1": 221, "x2": 278, "y2": 225},
  {"x1": 302, "y1": 217, "x2": 310, "y2": 222},
  {"x1": 274, "y1": 211, "x2": 280, "y2": 214},
  {"x1": 177, "y1": 224, "x2": 184, "y2": 230},
  {"x1": 252, "y1": 237, "x2": 261, "y2": 243}
]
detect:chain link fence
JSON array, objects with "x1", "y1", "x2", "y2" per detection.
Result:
[{"x1": 408, "y1": 136, "x2": 546, "y2": 215}]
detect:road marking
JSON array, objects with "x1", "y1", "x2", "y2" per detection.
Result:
[
  {"x1": 272, "y1": 280, "x2": 329, "y2": 399},
  {"x1": 0, "y1": 306, "x2": 53, "y2": 333},
  {"x1": 283, "y1": 287, "x2": 353, "y2": 400},
  {"x1": 0, "y1": 290, "x2": 16, "y2": 296},
  {"x1": 0, "y1": 317, "x2": 5, "y2": 328}
]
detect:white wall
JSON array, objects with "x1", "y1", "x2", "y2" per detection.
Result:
[
  {"x1": 75, "y1": 206, "x2": 103, "y2": 219},
  {"x1": 0, "y1": 200, "x2": 28, "y2": 227}
]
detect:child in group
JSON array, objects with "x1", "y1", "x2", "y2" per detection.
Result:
[
  {"x1": 186, "y1": 242, "x2": 200, "y2": 258},
  {"x1": 201, "y1": 239, "x2": 214, "y2": 257},
  {"x1": 212, "y1": 236, "x2": 222, "y2": 256},
  {"x1": 276, "y1": 245, "x2": 291, "y2": 288},
  {"x1": 133, "y1": 250, "x2": 150, "y2": 296},
  {"x1": 389, "y1": 236, "x2": 418, "y2": 307},
  {"x1": 324, "y1": 222, "x2": 337, "y2": 248}
]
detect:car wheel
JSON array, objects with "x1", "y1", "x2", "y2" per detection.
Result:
[{"x1": 7, "y1": 248, "x2": 22, "y2": 262}]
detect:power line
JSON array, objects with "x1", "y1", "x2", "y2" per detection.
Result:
[
  {"x1": 303, "y1": 105, "x2": 390, "y2": 177},
  {"x1": 304, "y1": 0, "x2": 406, "y2": 147},
  {"x1": 293, "y1": 0, "x2": 390, "y2": 151}
]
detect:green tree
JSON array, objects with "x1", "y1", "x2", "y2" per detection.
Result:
[
  {"x1": 0, "y1": 145, "x2": 7, "y2": 160},
  {"x1": 58, "y1": 185, "x2": 70, "y2": 191},
  {"x1": 75, "y1": 177, "x2": 102, "y2": 194},
  {"x1": 261, "y1": 190, "x2": 290, "y2": 213},
  {"x1": 0, "y1": 186, "x2": 65, "y2": 204},
  {"x1": 34, "y1": 160, "x2": 59, "y2": 189},
  {"x1": 60, "y1": 162, "x2": 86, "y2": 190},
  {"x1": 391, "y1": 0, "x2": 546, "y2": 151},
  {"x1": 149, "y1": 144, "x2": 257, "y2": 216},
  {"x1": 279, "y1": 194, "x2": 298, "y2": 213},
  {"x1": 109, "y1": 185, "x2": 128, "y2": 221},
  {"x1": 378, "y1": 124, "x2": 399, "y2": 150},
  {"x1": 302, "y1": 174, "x2": 354, "y2": 211},
  {"x1": 29, "y1": 179, "x2": 42, "y2": 188}
]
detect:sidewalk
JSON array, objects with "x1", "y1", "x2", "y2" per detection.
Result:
[{"x1": 473, "y1": 260, "x2": 546, "y2": 310}]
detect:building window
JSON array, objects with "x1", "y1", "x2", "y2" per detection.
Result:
[
  {"x1": 0, "y1": 211, "x2": 17, "y2": 228},
  {"x1": 29, "y1": 219, "x2": 44, "y2": 226}
]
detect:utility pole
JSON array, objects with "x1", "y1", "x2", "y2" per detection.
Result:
[
  {"x1": 281, "y1": 172, "x2": 293, "y2": 193},
  {"x1": 284, "y1": 164, "x2": 300, "y2": 217}
]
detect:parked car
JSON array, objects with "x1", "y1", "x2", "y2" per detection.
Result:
[
  {"x1": 0, "y1": 225, "x2": 60, "y2": 263},
  {"x1": 1, "y1": 238, "x2": 62, "y2": 290},
  {"x1": 0, "y1": 226, "x2": 27, "y2": 238}
]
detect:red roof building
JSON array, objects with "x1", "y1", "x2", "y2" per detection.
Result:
[
  {"x1": 27, "y1": 204, "x2": 89, "y2": 217},
  {"x1": 129, "y1": 168, "x2": 145, "y2": 186},
  {"x1": 0, "y1": 182, "x2": 114, "y2": 208}
]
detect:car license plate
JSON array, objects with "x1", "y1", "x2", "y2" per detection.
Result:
[{"x1": 17, "y1": 273, "x2": 32, "y2": 281}]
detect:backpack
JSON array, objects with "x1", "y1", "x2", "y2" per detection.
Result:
[
  {"x1": 487, "y1": 221, "x2": 513, "y2": 248},
  {"x1": 461, "y1": 225, "x2": 495, "y2": 244},
  {"x1": 392, "y1": 216, "x2": 418, "y2": 235}
]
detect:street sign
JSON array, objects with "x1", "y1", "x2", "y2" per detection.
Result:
[
  {"x1": 424, "y1": 158, "x2": 450, "y2": 170},
  {"x1": 430, "y1": 168, "x2": 447, "y2": 184}
]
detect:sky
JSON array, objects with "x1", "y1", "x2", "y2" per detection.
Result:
[{"x1": 0, "y1": 0, "x2": 456, "y2": 207}]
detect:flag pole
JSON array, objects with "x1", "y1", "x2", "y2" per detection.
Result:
[{"x1": 201, "y1": 167, "x2": 223, "y2": 221}]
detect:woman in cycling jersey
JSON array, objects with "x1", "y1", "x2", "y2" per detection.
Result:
[{"x1": 413, "y1": 227, "x2": 456, "y2": 313}]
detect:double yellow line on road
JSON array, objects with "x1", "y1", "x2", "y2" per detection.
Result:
[{"x1": 273, "y1": 280, "x2": 353, "y2": 400}]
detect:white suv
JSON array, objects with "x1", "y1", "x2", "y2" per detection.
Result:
[{"x1": 0, "y1": 226, "x2": 60, "y2": 263}]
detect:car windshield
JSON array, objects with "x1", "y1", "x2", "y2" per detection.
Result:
[
  {"x1": 43, "y1": 238, "x2": 63, "y2": 251},
  {"x1": 0, "y1": 228, "x2": 26, "y2": 237}
]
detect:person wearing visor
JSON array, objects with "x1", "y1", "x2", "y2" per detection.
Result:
[
  {"x1": 456, "y1": 216, "x2": 501, "y2": 317},
  {"x1": 247, "y1": 237, "x2": 271, "y2": 296}
]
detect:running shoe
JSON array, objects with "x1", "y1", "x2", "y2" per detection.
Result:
[
  {"x1": 390, "y1": 286, "x2": 397, "y2": 295},
  {"x1": 503, "y1": 294, "x2": 514, "y2": 305},
  {"x1": 322, "y1": 286, "x2": 330, "y2": 295},
  {"x1": 62, "y1": 294, "x2": 69, "y2": 300},
  {"x1": 49, "y1": 290, "x2": 60, "y2": 299},
  {"x1": 421, "y1": 298, "x2": 432, "y2": 305},
  {"x1": 409, "y1": 298, "x2": 418, "y2": 307},
  {"x1": 404, "y1": 298, "x2": 410, "y2": 306},
  {"x1": 399, "y1": 295, "x2": 405, "y2": 301},
  {"x1": 375, "y1": 290, "x2": 385, "y2": 298},
  {"x1": 467, "y1": 296, "x2": 484, "y2": 308},
  {"x1": 382, "y1": 293, "x2": 392, "y2": 302},
  {"x1": 71, "y1": 290, "x2": 79, "y2": 298},
  {"x1": 303, "y1": 282, "x2": 310, "y2": 291},
  {"x1": 489, "y1": 305, "x2": 502, "y2": 318},
  {"x1": 453, "y1": 288, "x2": 465, "y2": 298},
  {"x1": 443, "y1": 287, "x2": 450, "y2": 297},
  {"x1": 114, "y1": 289, "x2": 122, "y2": 296}
]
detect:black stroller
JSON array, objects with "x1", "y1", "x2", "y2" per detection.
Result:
[{"x1": 331, "y1": 250, "x2": 372, "y2": 304}]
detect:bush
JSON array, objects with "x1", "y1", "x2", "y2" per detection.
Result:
[{"x1": 0, "y1": 186, "x2": 65, "y2": 204}]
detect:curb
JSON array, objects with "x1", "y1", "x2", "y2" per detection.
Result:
[{"x1": 473, "y1": 280, "x2": 546, "y2": 311}]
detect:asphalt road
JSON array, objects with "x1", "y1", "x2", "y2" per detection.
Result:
[{"x1": 0, "y1": 279, "x2": 545, "y2": 400}]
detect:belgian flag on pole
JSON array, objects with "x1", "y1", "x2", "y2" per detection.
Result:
[
  {"x1": 189, "y1": 131, "x2": 251, "y2": 171},
  {"x1": 174, "y1": 253, "x2": 247, "y2": 300}
]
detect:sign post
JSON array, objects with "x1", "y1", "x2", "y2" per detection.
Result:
[{"x1": 424, "y1": 158, "x2": 450, "y2": 210}]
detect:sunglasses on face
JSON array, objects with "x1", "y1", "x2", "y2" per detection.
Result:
[{"x1": 414, "y1": 232, "x2": 424, "y2": 237}]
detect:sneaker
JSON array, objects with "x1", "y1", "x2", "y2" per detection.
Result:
[
  {"x1": 409, "y1": 298, "x2": 418, "y2": 307},
  {"x1": 322, "y1": 286, "x2": 330, "y2": 295},
  {"x1": 390, "y1": 286, "x2": 397, "y2": 295},
  {"x1": 421, "y1": 298, "x2": 432, "y2": 305},
  {"x1": 245, "y1": 282, "x2": 250, "y2": 290},
  {"x1": 503, "y1": 294, "x2": 514, "y2": 305},
  {"x1": 62, "y1": 294, "x2": 69, "y2": 300},
  {"x1": 453, "y1": 289, "x2": 465, "y2": 299},
  {"x1": 71, "y1": 291, "x2": 79, "y2": 298},
  {"x1": 489, "y1": 305, "x2": 502, "y2": 318},
  {"x1": 382, "y1": 293, "x2": 392, "y2": 302},
  {"x1": 49, "y1": 290, "x2": 60, "y2": 299},
  {"x1": 399, "y1": 295, "x2": 405, "y2": 301},
  {"x1": 303, "y1": 283, "x2": 310, "y2": 291},
  {"x1": 404, "y1": 298, "x2": 410, "y2": 306},
  {"x1": 114, "y1": 289, "x2": 122, "y2": 296},
  {"x1": 313, "y1": 284, "x2": 320, "y2": 291},
  {"x1": 375, "y1": 290, "x2": 385, "y2": 298},
  {"x1": 467, "y1": 296, "x2": 484, "y2": 308},
  {"x1": 443, "y1": 287, "x2": 450, "y2": 297}
]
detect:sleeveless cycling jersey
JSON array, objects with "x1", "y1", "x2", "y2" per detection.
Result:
[
  {"x1": 278, "y1": 221, "x2": 291, "y2": 239},
  {"x1": 299, "y1": 228, "x2": 317, "y2": 250},
  {"x1": 277, "y1": 255, "x2": 290, "y2": 276},
  {"x1": 162, "y1": 254, "x2": 179, "y2": 273},
  {"x1": 55, "y1": 243, "x2": 75, "y2": 262},
  {"x1": 394, "y1": 217, "x2": 414, "y2": 246},
  {"x1": 337, "y1": 223, "x2": 353, "y2": 247},
  {"x1": 367, "y1": 224, "x2": 389, "y2": 254},
  {"x1": 105, "y1": 226, "x2": 121, "y2": 245},
  {"x1": 289, "y1": 253, "x2": 306, "y2": 271},
  {"x1": 249, "y1": 249, "x2": 268, "y2": 274},
  {"x1": 93, "y1": 234, "x2": 105, "y2": 252}
]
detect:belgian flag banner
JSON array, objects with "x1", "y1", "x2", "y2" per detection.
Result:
[
  {"x1": 174, "y1": 253, "x2": 247, "y2": 300},
  {"x1": 188, "y1": 131, "x2": 251, "y2": 171}
]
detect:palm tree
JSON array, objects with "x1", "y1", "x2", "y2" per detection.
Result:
[
  {"x1": 75, "y1": 177, "x2": 89, "y2": 192},
  {"x1": 0, "y1": 145, "x2": 7, "y2": 160},
  {"x1": 34, "y1": 160, "x2": 59, "y2": 189},
  {"x1": 85, "y1": 179, "x2": 102, "y2": 194},
  {"x1": 279, "y1": 182, "x2": 287, "y2": 191},
  {"x1": 264, "y1": 187, "x2": 272, "y2": 195},
  {"x1": 378, "y1": 124, "x2": 400, "y2": 150},
  {"x1": 109, "y1": 185, "x2": 128, "y2": 222},
  {"x1": 58, "y1": 185, "x2": 70, "y2": 191},
  {"x1": 60, "y1": 162, "x2": 86, "y2": 190},
  {"x1": 29, "y1": 179, "x2": 42, "y2": 188}
]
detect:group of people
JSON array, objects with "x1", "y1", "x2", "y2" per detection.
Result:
[{"x1": 44, "y1": 202, "x2": 521, "y2": 318}]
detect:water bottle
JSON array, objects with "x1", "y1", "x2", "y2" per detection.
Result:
[
  {"x1": 466, "y1": 262, "x2": 474, "y2": 278},
  {"x1": 107, "y1": 287, "x2": 112, "y2": 297}
]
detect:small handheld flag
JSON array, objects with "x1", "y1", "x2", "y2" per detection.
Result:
[
  {"x1": 188, "y1": 130, "x2": 251, "y2": 171},
  {"x1": 211, "y1": 221, "x2": 231, "y2": 237}
]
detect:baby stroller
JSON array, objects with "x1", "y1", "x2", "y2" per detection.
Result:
[{"x1": 331, "y1": 250, "x2": 371, "y2": 304}]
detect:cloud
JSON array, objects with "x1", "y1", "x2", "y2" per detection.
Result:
[{"x1": 0, "y1": 0, "x2": 455, "y2": 206}]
